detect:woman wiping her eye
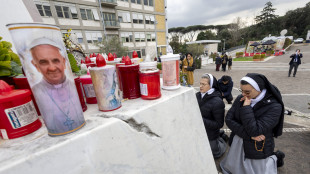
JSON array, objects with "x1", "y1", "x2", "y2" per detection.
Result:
[{"x1": 220, "y1": 73, "x2": 285, "y2": 174}]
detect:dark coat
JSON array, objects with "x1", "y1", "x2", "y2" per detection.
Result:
[
  {"x1": 225, "y1": 93, "x2": 282, "y2": 159},
  {"x1": 228, "y1": 58, "x2": 232, "y2": 66},
  {"x1": 218, "y1": 77, "x2": 233, "y2": 98},
  {"x1": 215, "y1": 57, "x2": 222, "y2": 65},
  {"x1": 289, "y1": 53, "x2": 303, "y2": 65},
  {"x1": 196, "y1": 91, "x2": 225, "y2": 141},
  {"x1": 222, "y1": 56, "x2": 228, "y2": 65}
]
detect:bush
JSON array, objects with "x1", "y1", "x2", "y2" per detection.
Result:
[
  {"x1": 260, "y1": 54, "x2": 265, "y2": 59},
  {"x1": 157, "y1": 63, "x2": 162, "y2": 70},
  {"x1": 283, "y1": 38, "x2": 292, "y2": 49},
  {"x1": 266, "y1": 50, "x2": 274, "y2": 55},
  {"x1": 236, "y1": 52, "x2": 244, "y2": 57},
  {"x1": 195, "y1": 57, "x2": 201, "y2": 69},
  {"x1": 210, "y1": 53, "x2": 217, "y2": 61},
  {"x1": 253, "y1": 54, "x2": 261, "y2": 59}
]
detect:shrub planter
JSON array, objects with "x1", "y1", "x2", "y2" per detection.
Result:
[{"x1": 253, "y1": 59, "x2": 262, "y2": 61}]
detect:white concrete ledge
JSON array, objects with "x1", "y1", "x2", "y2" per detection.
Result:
[{"x1": 0, "y1": 87, "x2": 217, "y2": 174}]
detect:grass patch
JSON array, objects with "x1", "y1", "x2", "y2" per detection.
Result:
[{"x1": 233, "y1": 57, "x2": 253, "y2": 61}]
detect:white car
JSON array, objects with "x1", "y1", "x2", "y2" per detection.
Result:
[{"x1": 294, "y1": 38, "x2": 304, "y2": 43}]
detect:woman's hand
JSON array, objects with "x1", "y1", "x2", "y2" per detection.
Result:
[
  {"x1": 251, "y1": 135, "x2": 265, "y2": 142},
  {"x1": 240, "y1": 96, "x2": 251, "y2": 106},
  {"x1": 184, "y1": 66, "x2": 187, "y2": 68}
]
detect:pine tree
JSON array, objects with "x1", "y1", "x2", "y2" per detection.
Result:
[{"x1": 255, "y1": 1, "x2": 278, "y2": 25}]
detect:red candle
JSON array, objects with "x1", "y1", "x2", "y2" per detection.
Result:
[
  {"x1": 0, "y1": 80, "x2": 42, "y2": 139},
  {"x1": 13, "y1": 75, "x2": 41, "y2": 115},
  {"x1": 74, "y1": 77, "x2": 88, "y2": 112},
  {"x1": 118, "y1": 57, "x2": 140, "y2": 99},
  {"x1": 80, "y1": 75, "x2": 97, "y2": 104}
]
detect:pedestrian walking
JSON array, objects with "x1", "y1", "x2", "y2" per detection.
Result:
[
  {"x1": 196, "y1": 73, "x2": 227, "y2": 159},
  {"x1": 220, "y1": 73, "x2": 285, "y2": 174},
  {"x1": 228, "y1": 56, "x2": 232, "y2": 70},
  {"x1": 215, "y1": 54, "x2": 222, "y2": 71},
  {"x1": 218, "y1": 75, "x2": 233, "y2": 104},
  {"x1": 288, "y1": 49, "x2": 303, "y2": 77},
  {"x1": 221, "y1": 53, "x2": 228, "y2": 72},
  {"x1": 182, "y1": 53, "x2": 195, "y2": 86}
]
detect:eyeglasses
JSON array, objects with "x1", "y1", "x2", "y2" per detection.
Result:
[
  {"x1": 200, "y1": 83, "x2": 209, "y2": 86},
  {"x1": 238, "y1": 88, "x2": 252, "y2": 95}
]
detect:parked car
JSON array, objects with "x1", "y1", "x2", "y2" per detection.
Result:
[{"x1": 294, "y1": 38, "x2": 304, "y2": 43}]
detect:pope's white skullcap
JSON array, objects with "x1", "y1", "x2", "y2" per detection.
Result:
[{"x1": 28, "y1": 37, "x2": 62, "y2": 50}]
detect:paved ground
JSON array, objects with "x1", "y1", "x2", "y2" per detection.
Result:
[{"x1": 191, "y1": 43, "x2": 310, "y2": 173}]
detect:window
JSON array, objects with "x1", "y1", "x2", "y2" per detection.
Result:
[
  {"x1": 132, "y1": 13, "x2": 143, "y2": 24},
  {"x1": 121, "y1": 32, "x2": 133, "y2": 43},
  {"x1": 119, "y1": 0, "x2": 128, "y2": 1},
  {"x1": 35, "y1": 2, "x2": 52, "y2": 17},
  {"x1": 118, "y1": 11, "x2": 131, "y2": 23},
  {"x1": 146, "y1": 34, "x2": 151, "y2": 41},
  {"x1": 85, "y1": 32, "x2": 103, "y2": 44},
  {"x1": 151, "y1": 33, "x2": 156, "y2": 41},
  {"x1": 134, "y1": 32, "x2": 145, "y2": 42},
  {"x1": 142, "y1": 49, "x2": 145, "y2": 56},
  {"x1": 103, "y1": 13, "x2": 116, "y2": 21},
  {"x1": 55, "y1": 5, "x2": 69, "y2": 18},
  {"x1": 144, "y1": 0, "x2": 153, "y2": 6},
  {"x1": 131, "y1": 0, "x2": 141, "y2": 4},
  {"x1": 146, "y1": 33, "x2": 155, "y2": 42},
  {"x1": 145, "y1": 14, "x2": 154, "y2": 24},
  {"x1": 54, "y1": 4, "x2": 78, "y2": 19},
  {"x1": 80, "y1": 8, "x2": 98, "y2": 20}
]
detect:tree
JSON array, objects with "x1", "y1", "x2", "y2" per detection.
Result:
[
  {"x1": 255, "y1": 1, "x2": 278, "y2": 34},
  {"x1": 169, "y1": 36, "x2": 181, "y2": 53},
  {"x1": 196, "y1": 30, "x2": 216, "y2": 40},
  {"x1": 98, "y1": 36, "x2": 128, "y2": 57},
  {"x1": 228, "y1": 17, "x2": 246, "y2": 47},
  {"x1": 255, "y1": 1, "x2": 278, "y2": 25},
  {"x1": 186, "y1": 44, "x2": 204, "y2": 59}
]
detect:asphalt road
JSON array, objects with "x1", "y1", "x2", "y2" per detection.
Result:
[{"x1": 191, "y1": 43, "x2": 310, "y2": 173}]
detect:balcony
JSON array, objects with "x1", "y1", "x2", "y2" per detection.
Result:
[
  {"x1": 100, "y1": 0, "x2": 117, "y2": 7},
  {"x1": 104, "y1": 21, "x2": 120, "y2": 29}
]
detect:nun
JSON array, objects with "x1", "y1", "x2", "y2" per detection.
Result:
[
  {"x1": 196, "y1": 73, "x2": 227, "y2": 159},
  {"x1": 220, "y1": 73, "x2": 285, "y2": 174}
]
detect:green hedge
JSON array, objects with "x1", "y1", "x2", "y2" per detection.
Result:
[
  {"x1": 195, "y1": 57, "x2": 201, "y2": 69},
  {"x1": 253, "y1": 54, "x2": 261, "y2": 59},
  {"x1": 283, "y1": 38, "x2": 292, "y2": 49},
  {"x1": 266, "y1": 50, "x2": 274, "y2": 55},
  {"x1": 260, "y1": 54, "x2": 265, "y2": 59},
  {"x1": 236, "y1": 52, "x2": 244, "y2": 57},
  {"x1": 157, "y1": 63, "x2": 162, "y2": 70}
]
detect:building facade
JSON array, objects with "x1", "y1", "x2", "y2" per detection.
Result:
[{"x1": 33, "y1": 0, "x2": 167, "y2": 58}]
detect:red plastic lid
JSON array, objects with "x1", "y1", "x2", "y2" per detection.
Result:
[
  {"x1": 0, "y1": 80, "x2": 12, "y2": 94},
  {"x1": 108, "y1": 53, "x2": 114, "y2": 61},
  {"x1": 96, "y1": 53, "x2": 106, "y2": 67},
  {"x1": 124, "y1": 56, "x2": 132, "y2": 65},
  {"x1": 113, "y1": 53, "x2": 117, "y2": 59},
  {"x1": 85, "y1": 56, "x2": 91, "y2": 63},
  {"x1": 89, "y1": 53, "x2": 93, "y2": 58},
  {"x1": 92, "y1": 53, "x2": 96, "y2": 57},
  {"x1": 121, "y1": 56, "x2": 126, "y2": 63},
  {"x1": 132, "y1": 51, "x2": 138, "y2": 58},
  {"x1": 0, "y1": 80, "x2": 31, "y2": 103}
]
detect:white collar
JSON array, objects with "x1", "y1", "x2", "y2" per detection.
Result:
[{"x1": 251, "y1": 89, "x2": 267, "y2": 107}]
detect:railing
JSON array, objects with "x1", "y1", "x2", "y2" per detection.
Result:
[
  {"x1": 100, "y1": 0, "x2": 117, "y2": 4},
  {"x1": 104, "y1": 21, "x2": 120, "y2": 27}
]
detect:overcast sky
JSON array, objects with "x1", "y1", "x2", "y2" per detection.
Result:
[{"x1": 167, "y1": 0, "x2": 309, "y2": 28}]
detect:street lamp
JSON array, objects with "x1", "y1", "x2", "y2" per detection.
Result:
[{"x1": 241, "y1": 37, "x2": 244, "y2": 46}]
